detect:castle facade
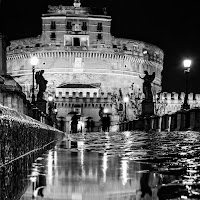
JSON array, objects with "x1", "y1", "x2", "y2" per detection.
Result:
[{"x1": 5, "y1": 1, "x2": 165, "y2": 131}]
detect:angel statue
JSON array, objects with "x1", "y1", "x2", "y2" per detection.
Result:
[
  {"x1": 35, "y1": 70, "x2": 48, "y2": 101},
  {"x1": 139, "y1": 71, "x2": 155, "y2": 102}
]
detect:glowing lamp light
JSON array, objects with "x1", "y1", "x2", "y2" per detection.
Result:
[
  {"x1": 48, "y1": 96, "x2": 53, "y2": 102},
  {"x1": 183, "y1": 59, "x2": 192, "y2": 68},
  {"x1": 54, "y1": 108, "x2": 58, "y2": 113},
  {"x1": 143, "y1": 50, "x2": 148, "y2": 55},
  {"x1": 124, "y1": 96, "x2": 129, "y2": 103},
  {"x1": 30, "y1": 56, "x2": 39, "y2": 66},
  {"x1": 104, "y1": 108, "x2": 108, "y2": 113}
]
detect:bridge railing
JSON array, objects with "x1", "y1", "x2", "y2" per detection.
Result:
[
  {"x1": 0, "y1": 104, "x2": 65, "y2": 167},
  {"x1": 119, "y1": 108, "x2": 200, "y2": 132}
]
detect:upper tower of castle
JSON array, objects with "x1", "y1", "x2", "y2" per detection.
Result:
[{"x1": 41, "y1": 0, "x2": 112, "y2": 48}]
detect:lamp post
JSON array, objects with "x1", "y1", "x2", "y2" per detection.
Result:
[
  {"x1": 48, "y1": 96, "x2": 58, "y2": 127},
  {"x1": 30, "y1": 56, "x2": 39, "y2": 104},
  {"x1": 123, "y1": 96, "x2": 129, "y2": 121},
  {"x1": 182, "y1": 59, "x2": 191, "y2": 110},
  {"x1": 103, "y1": 108, "x2": 108, "y2": 115}
]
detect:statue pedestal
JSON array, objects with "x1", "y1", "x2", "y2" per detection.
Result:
[
  {"x1": 36, "y1": 100, "x2": 47, "y2": 114},
  {"x1": 142, "y1": 101, "x2": 154, "y2": 116}
]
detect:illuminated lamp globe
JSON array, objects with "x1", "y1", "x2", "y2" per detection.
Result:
[
  {"x1": 124, "y1": 96, "x2": 129, "y2": 103},
  {"x1": 30, "y1": 56, "x2": 39, "y2": 66},
  {"x1": 183, "y1": 59, "x2": 192, "y2": 68},
  {"x1": 48, "y1": 96, "x2": 53, "y2": 102}
]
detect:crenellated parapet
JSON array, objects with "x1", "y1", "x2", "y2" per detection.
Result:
[
  {"x1": 55, "y1": 91, "x2": 112, "y2": 99},
  {"x1": 156, "y1": 92, "x2": 200, "y2": 114},
  {"x1": 54, "y1": 92, "x2": 113, "y2": 109}
]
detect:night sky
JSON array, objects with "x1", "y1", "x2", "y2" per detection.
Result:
[{"x1": 1, "y1": 0, "x2": 200, "y2": 93}]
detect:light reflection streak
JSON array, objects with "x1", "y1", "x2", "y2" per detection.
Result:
[
  {"x1": 47, "y1": 150, "x2": 53, "y2": 185},
  {"x1": 102, "y1": 152, "x2": 108, "y2": 182},
  {"x1": 121, "y1": 158, "x2": 129, "y2": 185},
  {"x1": 105, "y1": 132, "x2": 111, "y2": 150}
]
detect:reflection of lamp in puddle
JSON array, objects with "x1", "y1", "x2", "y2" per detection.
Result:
[
  {"x1": 105, "y1": 132, "x2": 110, "y2": 150},
  {"x1": 121, "y1": 158, "x2": 129, "y2": 185},
  {"x1": 102, "y1": 152, "x2": 108, "y2": 182},
  {"x1": 54, "y1": 150, "x2": 57, "y2": 168},
  {"x1": 48, "y1": 151, "x2": 53, "y2": 185},
  {"x1": 30, "y1": 175, "x2": 37, "y2": 198},
  {"x1": 80, "y1": 148, "x2": 85, "y2": 178}
]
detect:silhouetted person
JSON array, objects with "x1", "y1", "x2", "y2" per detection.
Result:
[
  {"x1": 86, "y1": 118, "x2": 91, "y2": 132},
  {"x1": 102, "y1": 115, "x2": 111, "y2": 132},
  {"x1": 71, "y1": 114, "x2": 78, "y2": 133},
  {"x1": 90, "y1": 119, "x2": 94, "y2": 132},
  {"x1": 140, "y1": 173, "x2": 152, "y2": 198}
]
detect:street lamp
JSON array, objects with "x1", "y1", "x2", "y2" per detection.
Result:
[
  {"x1": 182, "y1": 59, "x2": 191, "y2": 110},
  {"x1": 30, "y1": 56, "x2": 39, "y2": 104},
  {"x1": 48, "y1": 96, "x2": 58, "y2": 127},
  {"x1": 103, "y1": 108, "x2": 108, "y2": 114},
  {"x1": 123, "y1": 96, "x2": 129, "y2": 121}
]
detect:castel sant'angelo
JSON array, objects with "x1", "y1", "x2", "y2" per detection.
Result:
[{"x1": 5, "y1": 0, "x2": 200, "y2": 131}]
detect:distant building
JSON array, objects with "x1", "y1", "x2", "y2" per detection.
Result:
[{"x1": 5, "y1": 1, "x2": 165, "y2": 131}]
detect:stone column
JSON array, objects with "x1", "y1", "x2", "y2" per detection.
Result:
[
  {"x1": 66, "y1": 116, "x2": 71, "y2": 134},
  {"x1": 189, "y1": 108, "x2": 200, "y2": 131},
  {"x1": 157, "y1": 116, "x2": 162, "y2": 132},
  {"x1": 170, "y1": 113, "x2": 177, "y2": 131},
  {"x1": 176, "y1": 110, "x2": 188, "y2": 131},
  {"x1": 167, "y1": 115, "x2": 171, "y2": 132}
]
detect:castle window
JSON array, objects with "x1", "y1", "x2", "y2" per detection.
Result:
[
  {"x1": 50, "y1": 32, "x2": 56, "y2": 40},
  {"x1": 82, "y1": 22, "x2": 87, "y2": 31},
  {"x1": 66, "y1": 21, "x2": 72, "y2": 30},
  {"x1": 97, "y1": 23, "x2": 102, "y2": 31},
  {"x1": 73, "y1": 37, "x2": 80, "y2": 46},
  {"x1": 50, "y1": 21, "x2": 56, "y2": 30},
  {"x1": 123, "y1": 45, "x2": 127, "y2": 50},
  {"x1": 97, "y1": 33, "x2": 102, "y2": 40}
]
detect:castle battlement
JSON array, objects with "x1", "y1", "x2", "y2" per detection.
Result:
[
  {"x1": 155, "y1": 92, "x2": 200, "y2": 115},
  {"x1": 54, "y1": 92, "x2": 113, "y2": 109},
  {"x1": 55, "y1": 91, "x2": 112, "y2": 99},
  {"x1": 157, "y1": 92, "x2": 200, "y2": 102}
]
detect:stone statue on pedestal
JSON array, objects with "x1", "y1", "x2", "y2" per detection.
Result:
[
  {"x1": 140, "y1": 71, "x2": 155, "y2": 102},
  {"x1": 139, "y1": 71, "x2": 155, "y2": 116},
  {"x1": 35, "y1": 70, "x2": 48, "y2": 101}
]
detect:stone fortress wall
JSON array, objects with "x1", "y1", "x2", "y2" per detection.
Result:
[
  {"x1": 156, "y1": 92, "x2": 200, "y2": 114},
  {"x1": 53, "y1": 91, "x2": 200, "y2": 119},
  {"x1": 6, "y1": 36, "x2": 163, "y2": 98},
  {"x1": 6, "y1": 2, "x2": 164, "y2": 100}
]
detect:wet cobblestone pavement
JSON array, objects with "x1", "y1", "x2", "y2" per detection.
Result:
[{"x1": 1, "y1": 131, "x2": 200, "y2": 199}]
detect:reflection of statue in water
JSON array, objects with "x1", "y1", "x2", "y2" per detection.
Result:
[
  {"x1": 35, "y1": 70, "x2": 48, "y2": 101},
  {"x1": 139, "y1": 71, "x2": 155, "y2": 102}
]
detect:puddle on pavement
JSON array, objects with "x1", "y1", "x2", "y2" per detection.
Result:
[{"x1": 1, "y1": 131, "x2": 200, "y2": 199}]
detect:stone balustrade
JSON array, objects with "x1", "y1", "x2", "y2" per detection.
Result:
[{"x1": 119, "y1": 108, "x2": 200, "y2": 132}]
